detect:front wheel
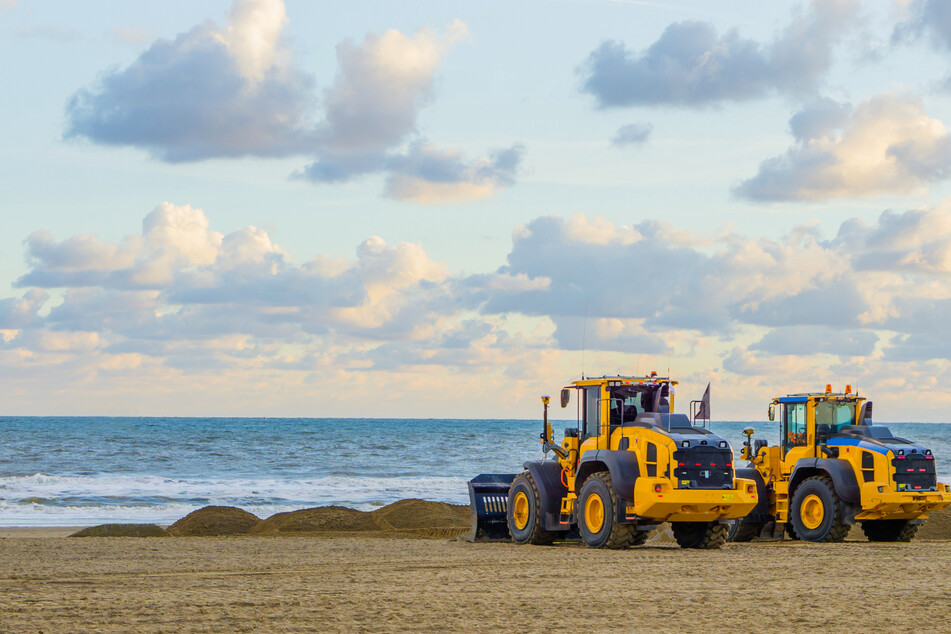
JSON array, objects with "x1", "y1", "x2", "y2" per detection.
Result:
[
  {"x1": 862, "y1": 519, "x2": 920, "y2": 542},
  {"x1": 672, "y1": 521, "x2": 729, "y2": 549},
  {"x1": 577, "y1": 472, "x2": 635, "y2": 549},
  {"x1": 790, "y1": 476, "x2": 850, "y2": 542},
  {"x1": 507, "y1": 473, "x2": 555, "y2": 545}
]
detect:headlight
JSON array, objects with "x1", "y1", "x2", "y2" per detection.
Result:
[{"x1": 718, "y1": 441, "x2": 727, "y2": 448}]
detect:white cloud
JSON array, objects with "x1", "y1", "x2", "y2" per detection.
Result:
[
  {"x1": 319, "y1": 21, "x2": 468, "y2": 154},
  {"x1": 7, "y1": 202, "x2": 951, "y2": 416},
  {"x1": 580, "y1": 0, "x2": 859, "y2": 108},
  {"x1": 65, "y1": 2, "x2": 519, "y2": 203},
  {"x1": 736, "y1": 95, "x2": 951, "y2": 201}
]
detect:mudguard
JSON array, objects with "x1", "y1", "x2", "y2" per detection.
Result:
[
  {"x1": 575, "y1": 450, "x2": 640, "y2": 504},
  {"x1": 789, "y1": 458, "x2": 861, "y2": 504},
  {"x1": 735, "y1": 467, "x2": 770, "y2": 523},
  {"x1": 522, "y1": 460, "x2": 570, "y2": 532}
]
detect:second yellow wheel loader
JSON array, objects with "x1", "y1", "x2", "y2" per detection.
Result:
[
  {"x1": 732, "y1": 386, "x2": 951, "y2": 543},
  {"x1": 468, "y1": 374, "x2": 758, "y2": 549}
]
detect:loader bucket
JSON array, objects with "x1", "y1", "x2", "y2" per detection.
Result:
[{"x1": 467, "y1": 473, "x2": 517, "y2": 542}]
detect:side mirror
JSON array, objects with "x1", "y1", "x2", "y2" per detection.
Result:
[
  {"x1": 560, "y1": 388, "x2": 570, "y2": 408},
  {"x1": 816, "y1": 423, "x2": 831, "y2": 444},
  {"x1": 743, "y1": 427, "x2": 755, "y2": 438},
  {"x1": 768, "y1": 404, "x2": 775, "y2": 422}
]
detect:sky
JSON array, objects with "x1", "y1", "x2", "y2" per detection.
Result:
[{"x1": 3, "y1": 0, "x2": 951, "y2": 421}]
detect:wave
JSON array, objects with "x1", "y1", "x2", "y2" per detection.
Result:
[{"x1": 0, "y1": 472, "x2": 471, "y2": 526}]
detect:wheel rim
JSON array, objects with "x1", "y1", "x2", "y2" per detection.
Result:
[
  {"x1": 513, "y1": 491, "x2": 530, "y2": 530},
  {"x1": 800, "y1": 493, "x2": 825, "y2": 529},
  {"x1": 584, "y1": 493, "x2": 605, "y2": 533}
]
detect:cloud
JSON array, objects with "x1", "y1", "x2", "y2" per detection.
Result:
[
  {"x1": 66, "y1": 0, "x2": 313, "y2": 162},
  {"x1": 0, "y1": 0, "x2": 18, "y2": 16},
  {"x1": 65, "y1": 2, "x2": 518, "y2": 203},
  {"x1": 749, "y1": 325, "x2": 877, "y2": 357},
  {"x1": 893, "y1": 0, "x2": 951, "y2": 50},
  {"x1": 580, "y1": 0, "x2": 858, "y2": 108},
  {"x1": 611, "y1": 123, "x2": 652, "y2": 147},
  {"x1": 317, "y1": 21, "x2": 468, "y2": 154},
  {"x1": 735, "y1": 95, "x2": 951, "y2": 201},
  {"x1": 382, "y1": 142, "x2": 523, "y2": 204},
  {"x1": 8, "y1": 201, "x2": 951, "y2": 415}
]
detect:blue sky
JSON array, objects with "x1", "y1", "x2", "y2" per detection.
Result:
[{"x1": 3, "y1": 0, "x2": 951, "y2": 420}]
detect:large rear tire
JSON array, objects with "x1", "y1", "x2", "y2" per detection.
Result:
[
  {"x1": 672, "y1": 521, "x2": 729, "y2": 549},
  {"x1": 862, "y1": 519, "x2": 920, "y2": 542},
  {"x1": 577, "y1": 472, "x2": 636, "y2": 549},
  {"x1": 790, "y1": 476, "x2": 850, "y2": 542},
  {"x1": 507, "y1": 472, "x2": 556, "y2": 545}
]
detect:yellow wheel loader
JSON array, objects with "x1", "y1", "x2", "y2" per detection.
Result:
[
  {"x1": 732, "y1": 386, "x2": 951, "y2": 543},
  {"x1": 468, "y1": 374, "x2": 758, "y2": 549}
]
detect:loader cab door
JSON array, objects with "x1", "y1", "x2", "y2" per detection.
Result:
[
  {"x1": 581, "y1": 386, "x2": 602, "y2": 441},
  {"x1": 781, "y1": 400, "x2": 809, "y2": 464}
]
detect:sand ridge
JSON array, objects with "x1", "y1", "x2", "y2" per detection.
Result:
[{"x1": 65, "y1": 501, "x2": 951, "y2": 541}]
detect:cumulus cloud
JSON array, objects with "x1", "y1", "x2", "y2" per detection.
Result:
[
  {"x1": 65, "y1": 1, "x2": 519, "y2": 203},
  {"x1": 580, "y1": 0, "x2": 859, "y2": 108},
  {"x1": 66, "y1": 0, "x2": 314, "y2": 162},
  {"x1": 611, "y1": 123, "x2": 652, "y2": 147},
  {"x1": 8, "y1": 201, "x2": 951, "y2": 415},
  {"x1": 735, "y1": 95, "x2": 951, "y2": 201}
]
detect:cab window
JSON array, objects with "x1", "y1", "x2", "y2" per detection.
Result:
[
  {"x1": 815, "y1": 401, "x2": 856, "y2": 432},
  {"x1": 783, "y1": 402, "x2": 807, "y2": 452}
]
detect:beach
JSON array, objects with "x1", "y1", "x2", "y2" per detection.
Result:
[{"x1": 3, "y1": 507, "x2": 951, "y2": 632}]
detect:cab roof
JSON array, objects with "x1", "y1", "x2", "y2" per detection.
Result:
[
  {"x1": 569, "y1": 375, "x2": 678, "y2": 388},
  {"x1": 774, "y1": 392, "x2": 865, "y2": 404}
]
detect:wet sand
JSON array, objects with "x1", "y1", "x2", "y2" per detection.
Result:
[{"x1": 2, "y1": 533, "x2": 950, "y2": 632}]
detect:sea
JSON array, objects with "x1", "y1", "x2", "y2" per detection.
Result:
[{"x1": 1, "y1": 417, "x2": 950, "y2": 527}]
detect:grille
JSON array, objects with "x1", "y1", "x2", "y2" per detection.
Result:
[
  {"x1": 673, "y1": 446, "x2": 733, "y2": 490},
  {"x1": 892, "y1": 454, "x2": 937, "y2": 492}
]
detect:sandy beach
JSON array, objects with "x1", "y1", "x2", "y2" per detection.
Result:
[{"x1": 3, "y1": 519, "x2": 951, "y2": 632}]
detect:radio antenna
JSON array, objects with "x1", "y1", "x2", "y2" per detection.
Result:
[{"x1": 581, "y1": 300, "x2": 588, "y2": 379}]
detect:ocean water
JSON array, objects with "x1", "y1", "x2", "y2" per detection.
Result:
[{"x1": 1, "y1": 416, "x2": 949, "y2": 526}]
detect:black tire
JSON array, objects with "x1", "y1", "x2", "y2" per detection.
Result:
[
  {"x1": 861, "y1": 519, "x2": 920, "y2": 542},
  {"x1": 731, "y1": 518, "x2": 763, "y2": 542},
  {"x1": 629, "y1": 530, "x2": 649, "y2": 547},
  {"x1": 785, "y1": 522, "x2": 799, "y2": 541},
  {"x1": 672, "y1": 521, "x2": 729, "y2": 549},
  {"x1": 790, "y1": 476, "x2": 851, "y2": 542},
  {"x1": 577, "y1": 472, "x2": 636, "y2": 549},
  {"x1": 507, "y1": 472, "x2": 556, "y2": 545}
]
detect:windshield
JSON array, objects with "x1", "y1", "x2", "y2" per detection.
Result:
[
  {"x1": 815, "y1": 400, "x2": 856, "y2": 432},
  {"x1": 609, "y1": 385, "x2": 657, "y2": 424}
]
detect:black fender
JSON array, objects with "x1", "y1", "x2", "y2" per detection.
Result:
[
  {"x1": 735, "y1": 468, "x2": 770, "y2": 524},
  {"x1": 522, "y1": 460, "x2": 569, "y2": 532},
  {"x1": 575, "y1": 450, "x2": 640, "y2": 523},
  {"x1": 789, "y1": 458, "x2": 861, "y2": 523}
]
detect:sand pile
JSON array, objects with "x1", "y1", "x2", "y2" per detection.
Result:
[
  {"x1": 167, "y1": 506, "x2": 261, "y2": 536},
  {"x1": 371, "y1": 499, "x2": 468, "y2": 529},
  {"x1": 251, "y1": 505, "x2": 378, "y2": 535},
  {"x1": 918, "y1": 507, "x2": 951, "y2": 540},
  {"x1": 371, "y1": 499, "x2": 470, "y2": 538},
  {"x1": 70, "y1": 524, "x2": 169, "y2": 538},
  {"x1": 248, "y1": 500, "x2": 469, "y2": 538}
]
